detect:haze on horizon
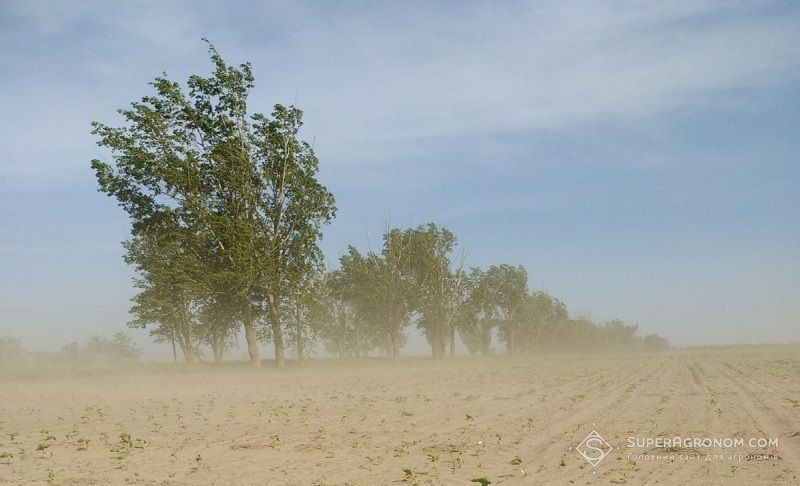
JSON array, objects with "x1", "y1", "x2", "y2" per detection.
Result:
[{"x1": 1, "y1": 1, "x2": 799, "y2": 360}]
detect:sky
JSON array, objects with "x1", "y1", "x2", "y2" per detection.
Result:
[{"x1": 1, "y1": 0, "x2": 799, "y2": 359}]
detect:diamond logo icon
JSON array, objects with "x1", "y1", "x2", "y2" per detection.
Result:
[{"x1": 576, "y1": 430, "x2": 613, "y2": 467}]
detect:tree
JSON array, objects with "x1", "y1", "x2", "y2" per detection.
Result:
[
  {"x1": 483, "y1": 264, "x2": 529, "y2": 355},
  {"x1": 283, "y1": 270, "x2": 327, "y2": 362},
  {"x1": 126, "y1": 228, "x2": 205, "y2": 363},
  {"x1": 92, "y1": 41, "x2": 335, "y2": 367},
  {"x1": 396, "y1": 224, "x2": 466, "y2": 359},
  {"x1": 641, "y1": 333, "x2": 670, "y2": 352},
  {"x1": 337, "y1": 239, "x2": 412, "y2": 359},
  {"x1": 317, "y1": 271, "x2": 355, "y2": 357},
  {"x1": 252, "y1": 104, "x2": 336, "y2": 367},
  {"x1": 516, "y1": 291, "x2": 568, "y2": 353},
  {"x1": 196, "y1": 294, "x2": 240, "y2": 363},
  {"x1": 458, "y1": 268, "x2": 497, "y2": 356}
]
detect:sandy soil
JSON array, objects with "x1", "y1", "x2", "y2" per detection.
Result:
[{"x1": 1, "y1": 347, "x2": 798, "y2": 485}]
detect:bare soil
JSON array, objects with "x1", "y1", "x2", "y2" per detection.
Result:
[{"x1": 1, "y1": 347, "x2": 798, "y2": 485}]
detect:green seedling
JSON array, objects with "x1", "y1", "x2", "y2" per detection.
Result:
[
  {"x1": 77, "y1": 437, "x2": 90, "y2": 451},
  {"x1": 450, "y1": 448, "x2": 463, "y2": 470},
  {"x1": 509, "y1": 455, "x2": 526, "y2": 476},
  {"x1": 427, "y1": 454, "x2": 440, "y2": 476},
  {"x1": 471, "y1": 477, "x2": 492, "y2": 485},
  {"x1": 394, "y1": 442, "x2": 411, "y2": 457},
  {"x1": 401, "y1": 467, "x2": 419, "y2": 484},
  {"x1": 268, "y1": 434, "x2": 281, "y2": 449},
  {"x1": 611, "y1": 472, "x2": 629, "y2": 484}
]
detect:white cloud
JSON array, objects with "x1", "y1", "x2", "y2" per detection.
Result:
[{"x1": 1, "y1": 0, "x2": 798, "y2": 181}]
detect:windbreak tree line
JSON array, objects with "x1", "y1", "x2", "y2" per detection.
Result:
[{"x1": 92, "y1": 43, "x2": 669, "y2": 365}]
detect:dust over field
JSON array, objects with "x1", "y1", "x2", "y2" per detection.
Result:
[{"x1": 1, "y1": 347, "x2": 798, "y2": 485}]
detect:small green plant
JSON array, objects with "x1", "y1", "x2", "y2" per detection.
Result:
[
  {"x1": 394, "y1": 441, "x2": 411, "y2": 457},
  {"x1": 76, "y1": 437, "x2": 90, "y2": 451},
  {"x1": 427, "y1": 453, "x2": 440, "y2": 476},
  {"x1": 268, "y1": 434, "x2": 281, "y2": 449},
  {"x1": 730, "y1": 464, "x2": 738, "y2": 478},
  {"x1": 401, "y1": 467, "x2": 419, "y2": 484},
  {"x1": 450, "y1": 448, "x2": 463, "y2": 470},
  {"x1": 471, "y1": 477, "x2": 492, "y2": 485},
  {"x1": 509, "y1": 455, "x2": 526, "y2": 476},
  {"x1": 611, "y1": 472, "x2": 629, "y2": 484},
  {"x1": 364, "y1": 455, "x2": 382, "y2": 471}
]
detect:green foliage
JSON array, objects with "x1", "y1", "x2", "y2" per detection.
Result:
[
  {"x1": 91, "y1": 42, "x2": 668, "y2": 364},
  {"x1": 471, "y1": 477, "x2": 492, "y2": 485},
  {"x1": 92, "y1": 40, "x2": 335, "y2": 366}
]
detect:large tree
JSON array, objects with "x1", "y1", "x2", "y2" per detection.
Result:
[
  {"x1": 337, "y1": 239, "x2": 412, "y2": 359},
  {"x1": 92, "y1": 41, "x2": 335, "y2": 366},
  {"x1": 396, "y1": 224, "x2": 466, "y2": 360},
  {"x1": 317, "y1": 269, "x2": 372, "y2": 358},
  {"x1": 458, "y1": 268, "x2": 497, "y2": 356},
  {"x1": 483, "y1": 264, "x2": 529, "y2": 355}
]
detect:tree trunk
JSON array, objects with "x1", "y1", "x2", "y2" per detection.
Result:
[
  {"x1": 389, "y1": 331, "x2": 399, "y2": 359},
  {"x1": 481, "y1": 325, "x2": 492, "y2": 356},
  {"x1": 430, "y1": 334, "x2": 441, "y2": 360},
  {"x1": 507, "y1": 327, "x2": 515, "y2": 356},
  {"x1": 169, "y1": 324, "x2": 178, "y2": 363},
  {"x1": 178, "y1": 339, "x2": 196, "y2": 363},
  {"x1": 177, "y1": 313, "x2": 197, "y2": 363},
  {"x1": 212, "y1": 337, "x2": 224, "y2": 363},
  {"x1": 449, "y1": 323, "x2": 456, "y2": 358},
  {"x1": 435, "y1": 333, "x2": 446, "y2": 360},
  {"x1": 269, "y1": 295, "x2": 286, "y2": 368},
  {"x1": 294, "y1": 305, "x2": 305, "y2": 362},
  {"x1": 242, "y1": 308, "x2": 260, "y2": 367}
]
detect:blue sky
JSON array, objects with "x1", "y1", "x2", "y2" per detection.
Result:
[{"x1": 1, "y1": 1, "x2": 799, "y2": 358}]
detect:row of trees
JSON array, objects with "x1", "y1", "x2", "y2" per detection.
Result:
[
  {"x1": 92, "y1": 43, "x2": 668, "y2": 366},
  {"x1": 313, "y1": 230, "x2": 669, "y2": 359},
  {"x1": 0, "y1": 333, "x2": 142, "y2": 370}
]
